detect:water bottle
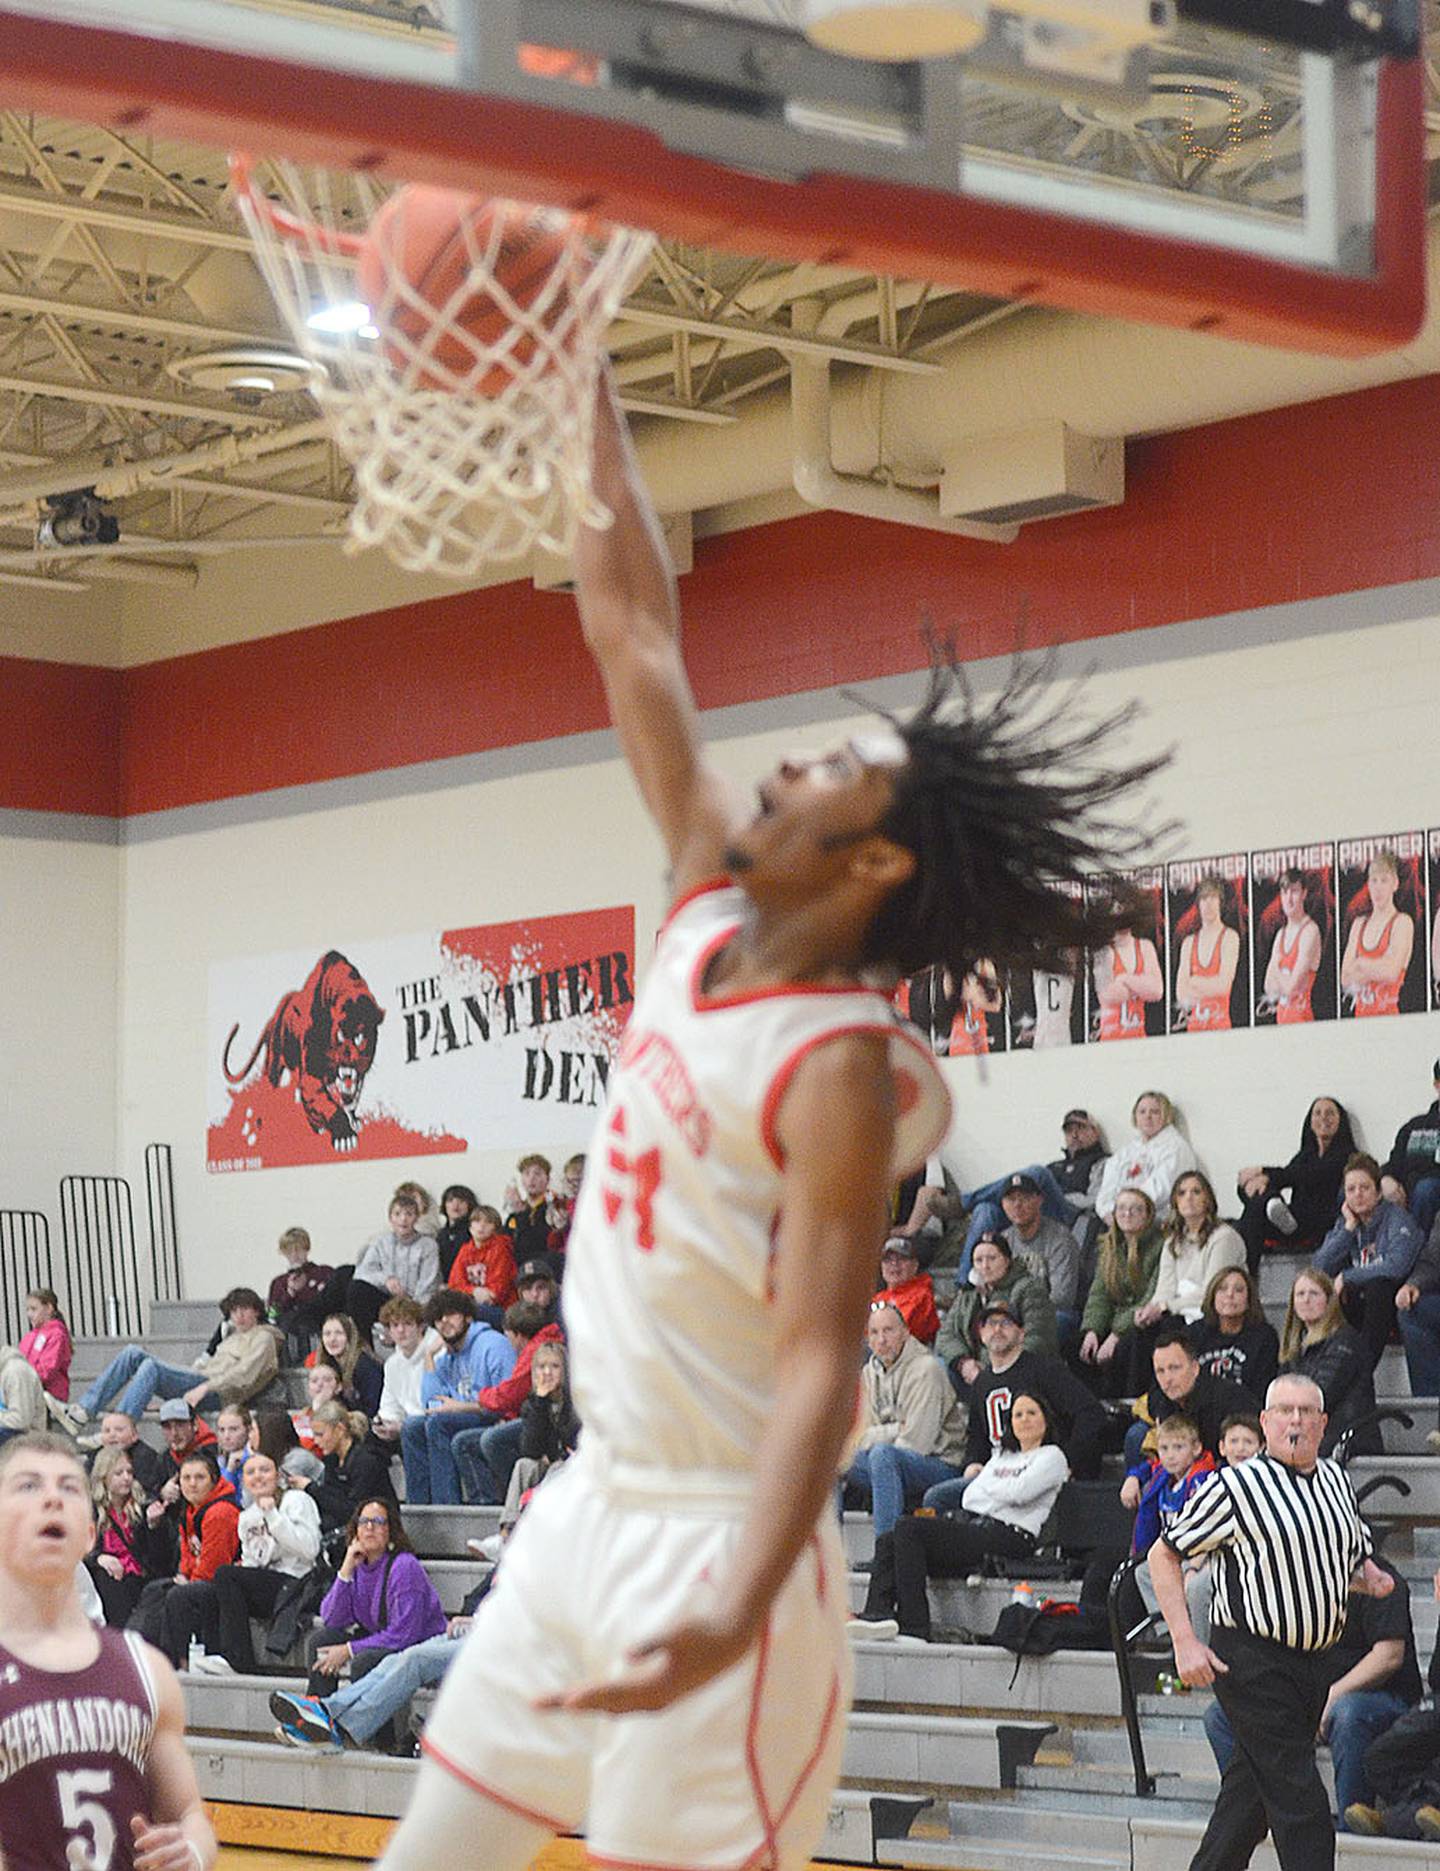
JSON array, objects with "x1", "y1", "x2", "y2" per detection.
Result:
[
  {"x1": 1010, "y1": 1580, "x2": 1035, "y2": 1607},
  {"x1": 187, "y1": 1636, "x2": 204, "y2": 1673}
]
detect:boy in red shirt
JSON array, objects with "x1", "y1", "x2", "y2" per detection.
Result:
[{"x1": 447, "y1": 1205, "x2": 517, "y2": 1328}]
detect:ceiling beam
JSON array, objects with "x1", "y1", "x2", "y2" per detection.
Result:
[
  {"x1": 0, "y1": 371, "x2": 278, "y2": 426},
  {"x1": 0, "y1": 180, "x2": 254, "y2": 253},
  {"x1": 615, "y1": 302, "x2": 945, "y2": 374},
  {"x1": 0, "y1": 284, "x2": 278, "y2": 350}
]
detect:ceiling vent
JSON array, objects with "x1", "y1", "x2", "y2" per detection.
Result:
[
  {"x1": 167, "y1": 346, "x2": 316, "y2": 402},
  {"x1": 940, "y1": 421, "x2": 1123, "y2": 526}
]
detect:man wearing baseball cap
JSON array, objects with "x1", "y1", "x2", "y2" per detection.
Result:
[
  {"x1": 1001, "y1": 1172, "x2": 1085, "y2": 1347},
  {"x1": 870, "y1": 1238, "x2": 940, "y2": 1345},
  {"x1": 1047, "y1": 1110, "x2": 1109, "y2": 1213}
]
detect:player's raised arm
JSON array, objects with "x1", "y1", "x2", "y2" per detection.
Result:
[{"x1": 573, "y1": 369, "x2": 743, "y2": 896}]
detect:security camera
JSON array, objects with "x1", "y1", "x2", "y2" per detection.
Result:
[{"x1": 38, "y1": 490, "x2": 120, "y2": 549}]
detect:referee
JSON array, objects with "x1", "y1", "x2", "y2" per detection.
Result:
[{"x1": 1149, "y1": 1372, "x2": 1394, "y2": 1870}]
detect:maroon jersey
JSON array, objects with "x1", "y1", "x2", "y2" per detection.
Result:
[{"x1": 0, "y1": 1626, "x2": 157, "y2": 1871}]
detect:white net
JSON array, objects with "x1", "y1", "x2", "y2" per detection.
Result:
[{"x1": 232, "y1": 157, "x2": 654, "y2": 574}]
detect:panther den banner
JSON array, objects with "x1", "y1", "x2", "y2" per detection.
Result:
[{"x1": 207, "y1": 906, "x2": 636, "y2": 1172}]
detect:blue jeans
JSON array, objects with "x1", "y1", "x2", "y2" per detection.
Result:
[
  {"x1": 1397, "y1": 1290, "x2": 1440, "y2": 1396},
  {"x1": 452, "y1": 1419, "x2": 524, "y2": 1506},
  {"x1": 960, "y1": 1163, "x2": 1076, "y2": 1277},
  {"x1": 921, "y1": 1473, "x2": 972, "y2": 1511},
  {"x1": 79, "y1": 1345, "x2": 217, "y2": 1420},
  {"x1": 324, "y1": 1632, "x2": 460, "y2": 1744},
  {"x1": 400, "y1": 1407, "x2": 497, "y2": 1505},
  {"x1": 845, "y1": 1444, "x2": 964, "y2": 1536},
  {"x1": 1206, "y1": 1687, "x2": 1411, "y2": 1822}
]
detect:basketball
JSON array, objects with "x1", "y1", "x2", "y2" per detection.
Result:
[{"x1": 358, "y1": 187, "x2": 576, "y2": 397}]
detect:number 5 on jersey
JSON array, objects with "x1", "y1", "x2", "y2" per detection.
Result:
[
  {"x1": 59, "y1": 1768, "x2": 115, "y2": 1871},
  {"x1": 600, "y1": 1103, "x2": 661, "y2": 1253}
]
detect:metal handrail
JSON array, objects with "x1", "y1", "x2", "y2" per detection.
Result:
[
  {"x1": 0, "y1": 1210, "x2": 53, "y2": 1344},
  {"x1": 1106, "y1": 1552, "x2": 1158, "y2": 1799},
  {"x1": 59, "y1": 1174, "x2": 141, "y2": 1338},
  {"x1": 144, "y1": 1143, "x2": 182, "y2": 1303}
]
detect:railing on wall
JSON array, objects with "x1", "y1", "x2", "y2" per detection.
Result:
[
  {"x1": 144, "y1": 1143, "x2": 182, "y2": 1304},
  {"x1": 60, "y1": 1175, "x2": 142, "y2": 1339},
  {"x1": 0, "y1": 1210, "x2": 53, "y2": 1345}
]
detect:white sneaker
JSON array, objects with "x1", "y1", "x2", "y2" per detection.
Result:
[
  {"x1": 196, "y1": 1654, "x2": 234, "y2": 1675},
  {"x1": 466, "y1": 1535, "x2": 503, "y2": 1561},
  {"x1": 891, "y1": 1633, "x2": 930, "y2": 1648},
  {"x1": 846, "y1": 1617, "x2": 898, "y2": 1641},
  {"x1": 1266, "y1": 1197, "x2": 1298, "y2": 1236}
]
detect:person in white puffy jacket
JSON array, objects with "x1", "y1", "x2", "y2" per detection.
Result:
[
  {"x1": 1142, "y1": 1172, "x2": 1246, "y2": 1326},
  {"x1": 1095, "y1": 1090, "x2": 1198, "y2": 1224},
  {"x1": 850, "y1": 1391, "x2": 1070, "y2": 1641},
  {"x1": 198, "y1": 1448, "x2": 323, "y2": 1673}
]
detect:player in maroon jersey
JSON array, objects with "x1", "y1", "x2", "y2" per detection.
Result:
[{"x1": 0, "y1": 1433, "x2": 215, "y2": 1871}]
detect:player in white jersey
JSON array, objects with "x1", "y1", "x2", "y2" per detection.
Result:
[{"x1": 377, "y1": 372, "x2": 1165, "y2": 1871}]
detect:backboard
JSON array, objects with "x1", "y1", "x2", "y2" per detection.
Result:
[{"x1": 0, "y1": 0, "x2": 1423, "y2": 354}]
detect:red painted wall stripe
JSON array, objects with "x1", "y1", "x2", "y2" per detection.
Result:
[
  {"x1": 0, "y1": 656, "x2": 123, "y2": 816},
  {"x1": 4, "y1": 373, "x2": 1440, "y2": 820}
]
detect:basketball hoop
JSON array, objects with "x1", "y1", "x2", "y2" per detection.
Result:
[{"x1": 229, "y1": 154, "x2": 654, "y2": 574}]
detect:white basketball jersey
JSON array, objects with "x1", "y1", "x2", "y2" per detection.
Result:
[
  {"x1": 1031, "y1": 968, "x2": 1075, "y2": 1048},
  {"x1": 563, "y1": 881, "x2": 951, "y2": 1477}
]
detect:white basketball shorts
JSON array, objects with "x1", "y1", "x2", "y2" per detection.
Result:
[{"x1": 419, "y1": 1450, "x2": 851, "y2": 1870}]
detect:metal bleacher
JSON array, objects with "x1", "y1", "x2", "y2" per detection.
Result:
[{"x1": 73, "y1": 1260, "x2": 1440, "y2": 1871}]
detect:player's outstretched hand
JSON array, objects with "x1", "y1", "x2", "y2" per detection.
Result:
[
  {"x1": 535, "y1": 1610, "x2": 754, "y2": 1716},
  {"x1": 130, "y1": 1815, "x2": 199, "y2": 1871}
]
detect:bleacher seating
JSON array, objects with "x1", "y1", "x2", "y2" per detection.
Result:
[{"x1": 65, "y1": 1272, "x2": 1440, "y2": 1871}]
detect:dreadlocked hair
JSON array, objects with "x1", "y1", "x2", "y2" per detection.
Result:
[{"x1": 859, "y1": 646, "x2": 1172, "y2": 982}]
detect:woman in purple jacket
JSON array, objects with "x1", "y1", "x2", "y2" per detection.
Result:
[{"x1": 305, "y1": 1496, "x2": 446, "y2": 1733}]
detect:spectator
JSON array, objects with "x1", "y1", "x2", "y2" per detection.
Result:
[
  {"x1": 1395, "y1": 1216, "x2": 1440, "y2": 1403},
  {"x1": 1046, "y1": 1109, "x2": 1110, "y2": 1214},
  {"x1": 1381, "y1": 1061, "x2": 1440, "y2": 1245},
  {"x1": 1129, "y1": 1414, "x2": 1216, "y2": 1645},
  {"x1": 270, "y1": 1582, "x2": 488, "y2": 1755},
  {"x1": 936, "y1": 1233, "x2": 1057, "y2": 1388},
  {"x1": 503, "y1": 1339, "x2": 580, "y2": 1517},
  {"x1": 307, "y1": 1314, "x2": 384, "y2": 1419},
  {"x1": 0, "y1": 1347, "x2": 48, "y2": 1445},
  {"x1": 1208, "y1": 1553, "x2": 1421, "y2": 1836},
  {"x1": 1347, "y1": 1632, "x2": 1440, "y2": 1839},
  {"x1": 1190, "y1": 1267, "x2": 1279, "y2": 1402},
  {"x1": 434, "y1": 1183, "x2": 479, "y2": 1283},
  {"x1": 1094, "y1": 1091, "x2": 1197, "y2": 1224},
  {"x1": 514, "y1": 1260, "x2": 560, "y2": 1324},
  {"x1": 304, "y1": 1402, "x2": 394, "y2": 1533},
  {"x1": 1280, "y1": 1268, "x2": 1379, "y2": 1455},
  {"x1": 371, "y1": 1297, "x2": 432, "y2": 1448},
  {"x1": 85, "y1": 1444, "x2": 170, "y2": 1626},
  {"x1": 18, "y1": 1288, "x2": 71, "y2": 1401},
  {"x1": 250, "y1": 1406, "x2": 301, "y2": 1470},
  {"x1": 153, "y1": 1398, "x2": 219, "y2": 1542},
  {"x1": 130, "y1": 1446, "x2": 240, "y2": 1665},
  {"x1": 347, "y1": 1194, "x2": 440, "y2": 1343},
  {"x1": 503, "y1": 1153, "x2": 560, "y2": 1268},
  {"x1": 394, "y1": 1181, "x2": 440, "y2": 1237},
  {"x1": 1217, "y1": 1413, "x2": 1262, "y2": 1466},
  {"x1": 1145, "y1": 1172, "x2": 1245, "y2": 1325},
  {"x1": 851, "y1": 1392, "x2": 1069, "y2": 1643},
  {"x1": 936, "y1": 1302, "x2": 1106, "y2": 1503},
  {"x1": 267, "y1": 1226, "x2": 337, "y2": 1365},
  {"x1": 302, "y1": 1495, "x2": 447, "y2": 1747},
  {"x1": 546, "y1": 1153, "x2": 586, "y2": 1259},
  {"x1": 446, "y1": 1205, "x2": 517, "y2": 1329},
  {"x1": 450, "y1": 1301, "x2": 564, "y2": 1506},
  {"x1": 292, "y1": 1362, "x2": 341, "y2": 1452},
  {"x1": 871, "y1": 1238, "x2": 940, "y2": 1346},
  {"x1": 65, "y1": 1287, "x2": 279, "y2": 1429},
  {"x1": 401, "y1": 1292, "x2": 516, "y2": 1506},
  {"x1": 200, "y1": 1449, "x2": 324, "y2": 1676},
  {"x1": 214, "y1": 1405, "x2": 253, "y2": 1497},
  {"x1": 1122, "y1": 1328, "x2": 1260, "y2": 1476},
  {"x1": 949, "y1": 1159, "x2": 1082, "y2": 1279},
  {"x1": 89, "y1": 1410, "x2": 168, "y2": 1496},
  {"x1": 842, "y1": 1303, "x2": 966, "y2": 1539},
  {"x1": 1001, "y1": 1173, "x2": 1084, "y2": 1344},
  {"x1": 1314, "y1": 1151, "x2": 1423, "y2": 1370},
  {"x1": 1235, "y1": 1096, "x2": 1355, "y2": 1275},
  {"x1": 1079, "y1": 1188, "x2": 1164, "y2": 1395}
]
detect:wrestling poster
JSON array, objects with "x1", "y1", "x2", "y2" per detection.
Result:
[
  {"x1": 1336, "y1": 833, "x2": 1427, "y2": 1021},
  {"x1": 1086, "y1": 867, "x2": 1166, "y2": 1042},
  {"x1": 1250, "y1": 843, "x2": 1337, "y2": 1026},
  {"x1": 1165, "y1": 855, "x2": 1251, "y2": 1036},
  {"x1": 1430, "y1": 830, "x2": 1440, "y2": 1010},
  {"x1": 1008, "y1": 881, "x2": 1086, "y2": 1050},
  {"x1": 207, "y1": 906, "x2": 635, "y2": 1172},
  {"x1": 898, "y1": 963, "x2": 1007, "y2": 1058}
]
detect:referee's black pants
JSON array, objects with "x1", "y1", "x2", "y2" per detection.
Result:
[{"x1": 1191, "y1": 1626, "x2": 1335, "y2": 1871}]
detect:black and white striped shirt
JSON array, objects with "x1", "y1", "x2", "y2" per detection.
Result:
[{"x1": 1163, "y1": 1452, "x2": 1371, "y2": 1651}]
